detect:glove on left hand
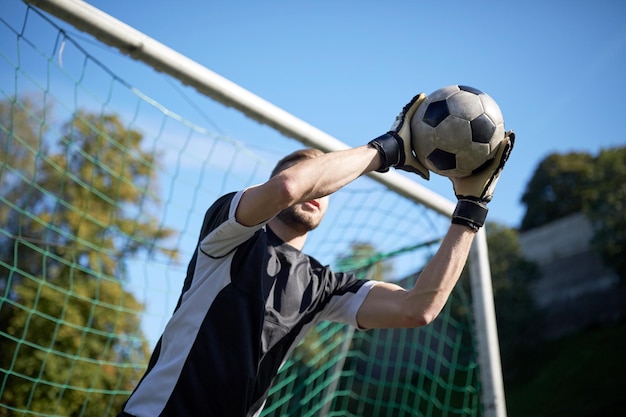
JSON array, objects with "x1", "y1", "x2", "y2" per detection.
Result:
[{"x1": 450, "y1": 131, "x2": 515, "y2": 231}]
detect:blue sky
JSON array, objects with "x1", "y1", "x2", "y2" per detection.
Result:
[
  {"x1": 5, "y1": 0, "x2": 626, "y2": 227},
  {"x1": 73, "y1": 0, "x2": 626, "y2": 228}
]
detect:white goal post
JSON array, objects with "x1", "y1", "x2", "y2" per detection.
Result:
[{"x1": 25, "y1": 0, "x2": 507, "y2": 415}]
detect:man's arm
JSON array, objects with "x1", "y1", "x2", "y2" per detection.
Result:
[
  {"x1": 357, "y1": 130, "x2": 516, "y2": 330},
  {"x1": 356, "y1": 224, "x2": 475, "y2": 329},
  {"x1": 236, "y1": 145, "x2": 381, "y2": 227},
  {"x1": 235, "y1": 93, "x2": 432, "y2": 227}
]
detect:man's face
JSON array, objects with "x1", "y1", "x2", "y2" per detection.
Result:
[{"x1": 276, "y1": 195, "x2": 329, "y2": 233}]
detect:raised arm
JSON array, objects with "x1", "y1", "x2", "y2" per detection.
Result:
[
  {"x1": 235, "y1": 93, "x2": 432, "y2": 228},
  {"x1": 356, "y1": 224, "x2": 475, "y2": 329},
  {"x1": 356, "y1": 131, "x2": 516, "y2": 329},
  {"x1": 235, "y1": 145, "x2": 381, "y2": 227}
]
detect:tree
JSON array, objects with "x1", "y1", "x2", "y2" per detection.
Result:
[
  {"x1": 335, "y1": 241, "x2": 393, "y2": 281},
  {"x1": 0, "y1": 96, "x2": 177, "y2": 416},
  {"x1": 520, "y1": 152, "x2": 594, "y2": 231},
  {"x1": 586, "y1": 147, "x2": 626, "y2": 280},
  {"x1": 520, "y1": 147, "x2": 626, "y2": 280},
  {"x1": 1, "y1": 272, "x2": 148, "y2": 416}
]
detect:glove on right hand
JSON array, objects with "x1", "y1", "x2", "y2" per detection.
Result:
[{"x1": 368, "y1": 93, "x2": 430, "y2": 180}]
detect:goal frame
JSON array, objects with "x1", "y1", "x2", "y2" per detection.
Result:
[{"x1": 24, "y1": 1, "x2": 507, "y2": 415}]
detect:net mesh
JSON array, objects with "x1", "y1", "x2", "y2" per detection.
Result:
[{"x1": 0, "y1": 4, "x2": 480, "y2": 416}]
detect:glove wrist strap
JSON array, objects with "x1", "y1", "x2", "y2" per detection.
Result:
[
  {"x1": 368, "y1": 133, "x2": 402, "y2": 173},
  {"x1": 452, "y1": 199, "x2": 488, "y2": 232}
]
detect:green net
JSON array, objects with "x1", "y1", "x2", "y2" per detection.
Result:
[
  {"x1": 1, "y1": 4, "x2": 481, "y2": 416},
  {"x1": 261, "y1": 242, "x2": 479, "y2": 417},
  {"x1": 262, "y1": 279, "x2": 479, "y2": 417}
]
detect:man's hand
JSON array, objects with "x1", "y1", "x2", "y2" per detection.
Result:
[
  {"x1": 449, "y1": 131, "x2": 515, "y2": 231},
  {"x1": 368, "y1": 94, "x2": 430, "y2": 179}
]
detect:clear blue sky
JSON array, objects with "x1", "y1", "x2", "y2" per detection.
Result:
[{"x1": 6, "y1": 0, "x2": 626, "y2": 227}]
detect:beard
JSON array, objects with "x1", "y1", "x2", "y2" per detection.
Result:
[{"x1": 276, "y1": 204, "x2": 323, "y2": 233}]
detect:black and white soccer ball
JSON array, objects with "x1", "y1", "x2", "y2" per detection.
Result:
[{"x1": 410, "y1": 85, "x2": 505, "y2": 178}]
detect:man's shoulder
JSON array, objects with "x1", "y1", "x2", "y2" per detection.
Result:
[
  {"x1": 212, "y1": 191, "x2": 238, "y2": 208},
  {"x1": 198, "y1": 191, "x2": 239, "y2": 240}
]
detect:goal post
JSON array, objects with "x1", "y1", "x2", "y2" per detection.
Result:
[{"x1": 11, "y1": 1, "x2": 506, "y2": 415}]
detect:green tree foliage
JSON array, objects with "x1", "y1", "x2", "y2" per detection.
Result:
[
  {"x1": 0, "y1": 96, "x2": 177, "y2": 415},
  {"x1": 1, "y1": 273, "x2": 147, "y2": 416},
  {"x1": 335, "y1": 242, "x2": 393, "y2": 281},
  {"x1": 520, "y1": 152, "x2": 594, "y2": 231},
  {"x1": 586, "y1": 147, "x2": 626, "y2": 280},
  {"x1": 520, "y1": 147, "x2": 626, "y2": 280}
]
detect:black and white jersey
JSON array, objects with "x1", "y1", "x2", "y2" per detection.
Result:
[{"x1": 119, "y1": 189, "x2": 377, "y2": 417}]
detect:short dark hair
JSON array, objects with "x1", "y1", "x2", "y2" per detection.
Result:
[{"x1": 270, "y1": 148, "x2": 324, "y2": 178}]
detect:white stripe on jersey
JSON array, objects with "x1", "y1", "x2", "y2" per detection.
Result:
[{"x1": 124, "y1": 190, "x2": 267, "y2": 416}]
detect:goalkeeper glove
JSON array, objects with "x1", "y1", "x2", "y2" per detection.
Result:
[
  {"x1": 450, "y1": 131, "x2": 515, "y2": 231},
  {"x1": 368, "y1": 93, "x2": 430, "y2": 180}
]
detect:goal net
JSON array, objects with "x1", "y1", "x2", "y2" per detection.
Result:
[{"x1": 0, "y1": 3, "x2": 502, "y2": 416}]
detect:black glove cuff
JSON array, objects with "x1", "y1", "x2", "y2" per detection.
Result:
[
  {"x1": 368, "y1": 133, "x2": 402, "y2": 173},
  {"x1": 452, "y1": 199, "x2": 488, "y2": 232}
]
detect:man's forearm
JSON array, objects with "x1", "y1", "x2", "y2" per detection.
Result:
[
  {"x1": 282, "y1": 145, "x2": 381, "y2": 204},
  {"x1": 405, "y1": 224, "x2": 476, "y2": 324}
]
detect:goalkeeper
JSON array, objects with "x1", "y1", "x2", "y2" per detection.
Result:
[{"x1": 118, "y1": 93, "x2": 514, "y2": 417}]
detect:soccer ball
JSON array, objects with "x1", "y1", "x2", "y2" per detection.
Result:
[{"x1": 410, "y1": 85, "x2": 505, "y2": 178}]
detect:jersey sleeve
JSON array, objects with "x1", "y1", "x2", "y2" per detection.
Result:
[
  {"x1": 320, "y1": 271, "x2": 379, "y2": 329},
  {"x1": 198, "y1": 187, "x2": 268, "y2": 258}
]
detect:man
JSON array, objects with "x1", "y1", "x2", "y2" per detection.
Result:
[{"x1": 118, "y1": 93, "x2": 514, "y2": 417}]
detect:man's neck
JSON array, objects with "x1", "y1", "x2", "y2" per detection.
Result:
[{"x1": 267, "y1": 218, "x2": 308, "y2": 251}]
